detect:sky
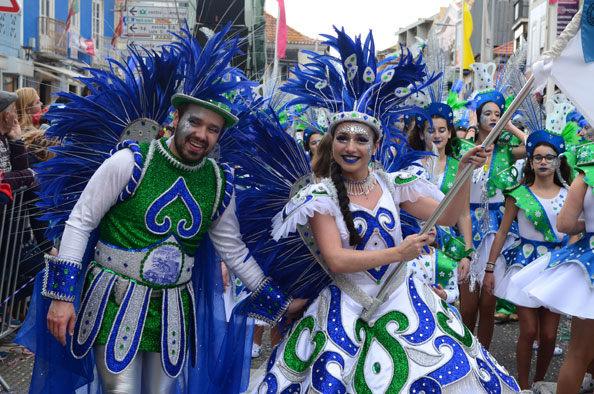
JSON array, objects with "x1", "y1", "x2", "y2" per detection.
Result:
[{"x1": 264, "y1": 0, "x2": 451, "y2": 52}]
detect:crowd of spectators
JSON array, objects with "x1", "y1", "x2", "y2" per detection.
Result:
[{"x1": 0, "y1": 86, "x2": 55, "y2": 329}]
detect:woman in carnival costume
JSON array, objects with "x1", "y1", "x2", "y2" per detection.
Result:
[
  {"x1": 484, "y1": 93, "x2": 576, "y2": 391},
  {"x1": 453, "y1": 57, "x2": 529, "y2": 349},
  {"x1": 509, "y1": 108, "x2": 594, "y2": 393},
  {"x1": 303, "y1": 126, "x2": 325, "y2": 161},
  {"x1": 405, "y1": 36, "x2": 474, "y2": 281},
  {"x1": 240, "y1": 28, "x2": 519, "y2": 393},
  {"x1": 16, "y1": 26, "x2": 297, "y2": 394}
]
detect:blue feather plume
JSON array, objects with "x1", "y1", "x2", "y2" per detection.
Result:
[
  {"x1": 170, "y1": 23, "x2": 256, "y2": 108},
  {"x1": 37, "y1": 43, "x2": 183, "y2": 242},
  {"x1": 221, "y1": 104, "x2": 331, "y2": 299},
  {"x1": 281, "y1": 27, "x2": 438, "y2": 131}
]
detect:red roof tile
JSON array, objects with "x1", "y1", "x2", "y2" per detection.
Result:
[
  {"x1": 265, "y1": 12, "x2": 316, "y2": 45},
  {"x1": 494, "y1": 40, "x2": 514, "y2": 55}
]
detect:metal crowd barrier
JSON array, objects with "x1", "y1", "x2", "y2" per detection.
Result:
[{"x1": 0, "y1": 186, "x2": 46, "y2": 390}]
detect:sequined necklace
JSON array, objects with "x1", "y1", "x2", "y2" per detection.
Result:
[{"x1": 343, "y1": 172, "x2": 377, "y2": 196}]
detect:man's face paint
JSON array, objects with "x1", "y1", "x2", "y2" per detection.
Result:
[{"x1": 172, "y1": 104, "x2": 225, "y2": 163}]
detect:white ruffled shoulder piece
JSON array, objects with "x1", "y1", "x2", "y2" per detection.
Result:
[
  {"x1": 271, "y1": 178, "x2": 342, "y2": 241},
  {"x1": 377, "y1": 169, "x2": 445, "y2": 205}
]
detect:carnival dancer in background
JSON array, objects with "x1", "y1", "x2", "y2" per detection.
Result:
[
  {"x1": 454, "y1": 58, "x2": 528, "y2": 350},
  {"x1": 16, "y1": 26, "x2": 300, "y2": 394},
  {"x1": 404, "y1": 35, "x2": 474, "y2": 280},
  {"x1": 302, "y1": 127, "x2": 324, "y2": 160},
  {"x1": 509, "y1": 121, "x2": 594, "y2": 393},
  {"x1": 485, "y1": 94, "x2": 576, "y2": 391},
  {"x1": 241, "y1": 27, "x2": 519, "y2": 393}
]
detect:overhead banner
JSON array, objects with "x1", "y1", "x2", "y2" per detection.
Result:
[{"x1": 557, "y1": 0, "x2": 579, "y2": 35}]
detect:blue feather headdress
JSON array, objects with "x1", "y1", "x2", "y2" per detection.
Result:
[
  {"x1": 420, "y1": 32, "x2": 454, "y2": 127},
  {"x1": 470, "y1": 45, "x2": 527, "y2": 114},
  {"x1": 37, "y1": 43, "x2": 183, "y2": 241},
  {"x1": 447, "y1": 79, "x2": 474, "y2": 129},
  {"x1": 170, "y1": 23, "x2": 256, "y2": 128},
  {"x1": 281, "y1": 27, "x2": 437, "y2": 141},
  {"x1": 36, "y1": 25, "x2": 250, "y2": 242}
]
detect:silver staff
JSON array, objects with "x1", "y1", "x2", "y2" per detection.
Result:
[{"x1": 360, "y1": 75, "x2": 535, "y2": 322}]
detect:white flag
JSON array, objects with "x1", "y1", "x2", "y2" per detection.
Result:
[
  {"x1": 69, "y1": 31, "x2": 82, "y2": 52},
  {"x1": 68, "y1": 31, "x2": 95, "y2": 56},
  {"x1": 533, "y1": 28, "x2": 594, "y2": 126}
]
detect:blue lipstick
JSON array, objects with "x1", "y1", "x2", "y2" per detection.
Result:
[{"x1": 342, "y1": 155, "x2": 360, "y2": 163}]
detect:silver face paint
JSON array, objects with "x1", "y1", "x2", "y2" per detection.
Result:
[
  {"x1": 422, "y1": 123, "x2": 434, "y2": 152},
  {"x1": 339, "y1": 124, "x2": 371, "y2": 138},
  {"x1": 335, "y1": 123, "x2": 374, "y2": 156},
  {"x1": 479, "y1": 112, "x2": 491, "y2": 128},
  {"x1": 532, "y1": 146, "x2": 559, "y2": 174},
  {"x1": 422, "y1": 121, "x2": 433, "y2": 136},
  {"x1": 546, "y1": 148, "x2": 560, "y2": 170}
]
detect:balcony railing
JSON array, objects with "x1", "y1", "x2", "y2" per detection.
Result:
[{"x1": 38, "y1": 16, "x2": 68, "y2": 57}]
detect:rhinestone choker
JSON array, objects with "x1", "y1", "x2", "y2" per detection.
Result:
[{"x1": 342, "y1": 172, "x2": 377, "y2": 196}]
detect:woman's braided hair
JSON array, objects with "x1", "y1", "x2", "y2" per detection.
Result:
[{"x1": 330, "y1": 159, "x2": 364, "y2": 246}]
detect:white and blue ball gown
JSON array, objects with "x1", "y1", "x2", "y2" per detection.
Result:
[
  {"x1": 510, "y1": 183, "x2": 594, "y2": 319},
  {"x1": 493, "y1": 185, "x2": 568, "y2": 307},
  {"x1": 253, "y1": 170, "x2": 519, "y2": 393}
]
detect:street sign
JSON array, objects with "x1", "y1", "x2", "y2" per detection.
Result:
[
  {"x1": 125, "y1": 39, "x2": 173, "y2": 50},
  {"x1": 0, "y1": 0, "x2": 20, "y2": 13},
  {"x1": 126, "y1": 4, "x2": 189, "y2": 20},
  {"x1": 125, "y1": 22, "x2": 179, "y2": 36},
  {"x1": 123, "y1": 17, "x2": 180, "y2": 24}
]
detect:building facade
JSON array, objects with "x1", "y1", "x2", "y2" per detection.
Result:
[
  {"x1": 0, "y1": 5, "x2": 34, "y2": 92},
  {"x1": 512, "y1": 0, "x2": 529, "y2": 51},
  {"x1": 264, "y1": 12, "x2": 328, "y2": 83},
  {"x1": 19, "y1": 0, "x2": 116, "y2": 103}
]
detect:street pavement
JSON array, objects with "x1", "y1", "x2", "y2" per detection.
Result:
[{"x1": 0, "y1": 315, "x2": 572, "y2": 393}]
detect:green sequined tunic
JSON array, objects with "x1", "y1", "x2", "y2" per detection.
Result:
[{"x1": 92, "y1": 139, "x2": 226, "y2": 352}]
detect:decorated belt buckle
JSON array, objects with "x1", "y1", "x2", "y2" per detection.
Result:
[{"x1": 141, "y1": 243, "x2": 184, "y2": 285}]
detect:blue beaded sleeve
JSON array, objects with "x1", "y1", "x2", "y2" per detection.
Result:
[
  {"x1": 248, "y1": 277, "x2": 293, "y2": 325},
  {"x1": 41, "y1": 255, "x2": 83, "y2": 302},
  {"x1": 109, "y1": 140, "x2": 144, "y2": 202}
]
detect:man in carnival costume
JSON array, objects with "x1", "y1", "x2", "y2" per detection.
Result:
[{"x1": 17, "y1": 26, "x2": 297, "y2": 394}]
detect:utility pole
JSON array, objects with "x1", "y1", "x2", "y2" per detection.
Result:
[
  {"x1": 545, "y1": 0, "x2": 558, "y2": 103},
  {"x1": 481, "y1": 0, "x2": 493, "y2": 62},
  {"x1": 272, "y1": 3, "x2": 280, "y2": 81}
]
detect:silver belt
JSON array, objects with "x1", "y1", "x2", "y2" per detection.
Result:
[{"x1": 94, "y1": 235, "x2": 193, "y2": 288}]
